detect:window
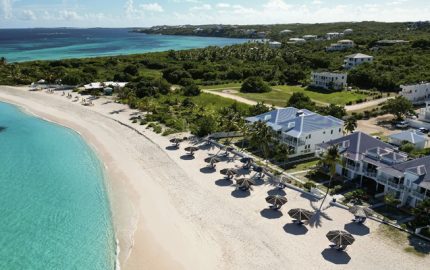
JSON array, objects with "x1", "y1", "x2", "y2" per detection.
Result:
[
  {"x1": 331, "y1": 130, "x2": 333, "y2": 134},
  {"x1": 309, "y1": 134, "x2": 312, "y2": 139},
  {"x1": 339, "y1": 128, "x2": 341, "y2": 132}
]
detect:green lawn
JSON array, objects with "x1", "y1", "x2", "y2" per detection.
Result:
[
  {"x1": 191, "y1": 92, "x2": 250, "y2": 111},
  {"x1": 208, "y1": 85, "x2": 370, "y2": 106},
  {"x1": 200, "y1": 83, "x2": 241, "y2": 90}
]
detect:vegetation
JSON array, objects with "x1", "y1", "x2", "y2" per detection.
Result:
[
  {"x1": 384, "y1": 192, "x2": 401, "y2": 209},
  {"x1": 381, "y1": 96, "x2": 415, "y2": 121},
  {"x1": 412, "y1": 199, "x2": 430, "y2": 228},
  {"x1": 344, "y1": 117, "x2": 358, "y2": 134},
  {"x1": 318, "y1": 145, "x2": 342, "y2": 208},
  {"x1": 240, "y1": 77, "x2": 271, "y2": 93}
]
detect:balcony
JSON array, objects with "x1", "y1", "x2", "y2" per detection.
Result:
[
  {"x1": 363, "y1": 170, "x2": 377, "y2": 178},
  {"x1": 386, "y1": 181, "x2": 400, "y2": 189},
  {"x1": 412, "y1": 191, "x2": 426, "y2": 199},
  {"x1": 346, "y1": 163, "x2": 359, "y2": 171}
]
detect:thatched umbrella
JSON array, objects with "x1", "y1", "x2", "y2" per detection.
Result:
[
  {"x1": 204, "y1": 156, "x2": 222, "y2": 167},
  {"x1": 240, "y1": 157, "x2": 254, "y2": 168},
  {"x1": 220, "y1": 168, "x2": 238, "y2": 179},
  {"x1": 169, "y1": 138, "x2": 183, "y2": 147},
  {"x1": 288, "y1": 208, "x2": 314, "y2": 223},
  {"x1": 266, "y1": 195, "x2": 288, "y2": 209},
  {"x1": 184, "y1": 146, "x2": 199, "y2": 155},
  {"x1": 236, "y1": 178, "x2": 255, "y2": 190},
  {"x1": 326, "y1": 230, "x2": 355, "y2": 248}
]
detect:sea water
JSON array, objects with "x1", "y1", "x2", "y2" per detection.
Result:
[
  {"x1": 0, "y1": 102, "x2": 115, "y2": 269},
  {"x1": 0, "y1": 28, "x2": 250, "y2": 62}
]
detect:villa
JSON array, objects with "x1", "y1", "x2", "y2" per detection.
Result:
[
  {"x1": 288, "y1": 38, "x2": 306, "y2": 44},
  {"x1": 326, "y1": 32, "x2": 343, "y2": 40},
  {"x1": 246, "y1": 107, "x2": 344, "y2": 158},
  {"x1": 268, "y1": 41, "x2": 282, "y2": 49},
  {"x1": 343, "y1": 29, "x2": 353, "y2": 35},
  {"x1": 84, "y1": 81, "x2": 128, "y2": 91},
  {"x1": 343, "y1": 53, "x2": 373, "y2": 69},
  {"x1": 303, "y1": 35, "x2": 318, "y2": 40},
  {"x1": 326, "y1": 40, "x2": 355, "y2": 51},
  {"x1": 310, "y1": 72, "x2": 347, "y2": 90},
  {"x1": 399, "y1": 82, "x2": 430, "y2": 105},
  {"x1": 389, "y1": 130, "x2": 428, "y2": 150},
  {"x1": 279, "y1": 29, "x2": 293, "y2": 35},
  {"x1": 316, "y1": 132, "x2": 430, "y2": 207}
]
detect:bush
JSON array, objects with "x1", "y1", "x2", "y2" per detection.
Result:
[
  {"x1": 304, "y1": 181, "x2": 316, "y2": 191},
  {"x1": 330, "y1": 185, "x2": 342, "y2": 196},
  {"x1": 182, "y1": 84, "x2": 201, "y2": 96},
  {"x1": 240, "y1": 77, "x2": 271, "y2": 93}
]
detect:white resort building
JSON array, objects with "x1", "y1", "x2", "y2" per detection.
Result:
[
  {"x1": 399, "y1": 82, "x2": 430, "y2": 105},
  {"x1": 343, "y1": 53, "x2": 374, "y2": 69},
  {"x1": 268, "y1": 41, "x2": 282, "y2": 49},
  {"x1": 246, "y1": 107, "x2": 344, "y2": 159},
  {"x1": 288, "y1": 38, "x2": 306, "y2": 44},
  {"x1": 310, "y1": 72, "x2": 347, "y2": 90},
  {"x1": 326, "y1": 32, "x2": 343, "y2": 40},
  {"x1": 326, "y1": 40, "x2": 355, "y2": 51},
  {"x1": 317, "y1": 132, "x2": 430, "y2": 208}
]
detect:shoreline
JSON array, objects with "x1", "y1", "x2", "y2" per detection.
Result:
[{"x1": 1, "y1": 85, "x2": 428, "y2": 270}]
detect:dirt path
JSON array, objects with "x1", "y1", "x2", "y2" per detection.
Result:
[{"x1": 345, "y1": 97, "x2": 393, "y2": 112}]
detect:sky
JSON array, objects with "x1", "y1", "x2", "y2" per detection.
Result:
[{"x1": 1, "y1": 0, "x2": 429, "y2": 28}]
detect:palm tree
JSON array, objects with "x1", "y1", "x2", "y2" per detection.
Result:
[
  {"x1": 248, "y1": 121, "x2": 279, "y2": 166},
  {"x1": 319, "y1": 145, "x2": 342, "y2": 209},
  {"x1": 344, "y1": 117, "x2": 357, "y2": 134}
]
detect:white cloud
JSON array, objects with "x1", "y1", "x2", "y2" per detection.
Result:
[
  {"x1": 1, "y1": 0, "x2": 12, "y2": 19},
  {"x1": 58, "y1": 10, "x2": 81, "y2": 20},
  {"x1": 190, "y1": 4, "x2": 212, "y2": 11},
  {"x1": 140, "y1": 3, "x2": 164, "y2": 13},
  {"x1": 21, "y1": 9, "x2": 36, "y2": 21}
]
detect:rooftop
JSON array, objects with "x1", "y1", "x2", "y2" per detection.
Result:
[
  {"x1": 389, "y1": 130, "x2": 427, "y2": 144},
  {"x1": 246, "y1": 107, "x2": 343, "y2": 138},
  {"x1": 345, "y1": 53, "x2": 373, "y2": 59},
  {"x1": 392, "y1": 156, "x2": 430, "y2": 189}
]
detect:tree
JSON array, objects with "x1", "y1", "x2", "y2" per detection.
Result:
[
  {"x1": 319, "y1": 104, "x2": 346, "y2": 119},
  {"x1": 182, "y1": 83, "x2": 201, "y2": 96},
  {"x1": 0, "y1": 57, "x2": 7, "y2": 65},
  {"x1": 384, "y1": 192, "x2": 400, "y2": 209},
  {"x1": 249, "y1": 102, "x2": 271, "y2": 116},
  {"x1": 287, "y1": 92, "x2": 316, "y2": 111},
  {"x1": 191, "y1": 110, "x2": 219, "y2": 137},
  {"x1": 319, "y1": 145, "x2": 342, "y2": 209},
  {"x1": 381, "y1": 96, "x2": 414, "y2": 121},
  {"x1": 240, "y1": 77, "x2": 271, "y2": 93},
  {"x1": 248, "y1": 121, "x2": 279, "y2": 166},
  {"x1": 344, "y1": 117, "x2": 357, "y2": 134},
  {"x1": 162, "y1": 67, "x2": 192, "y2": 84},
  {"x1": 412, "y1": 199, "x2": 430, "y2": 227},
  {"x1": 399, "y1": 142, "x2": 415, "y2": 153},
  {"x1": 124, "y1": 65, "x2": 139, "y2": 76}
]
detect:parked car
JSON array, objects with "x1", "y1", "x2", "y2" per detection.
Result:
[
  {"x1": 418, "y1": 127, "x2": 430, "y2": 134},
  {"x1": 395, "y1": 121, "x2": 409, "y2": 129}
]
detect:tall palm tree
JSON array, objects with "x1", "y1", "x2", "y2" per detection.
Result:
[
  {"x1": 248, "y1": 121, "x2": 279, "y2": 166},
  {"x1": 344, "y1": 117, "x2": 357, "y2": 134},
  {"x1": 319, "y1": 145, "x2": 342, "y2": 209}
]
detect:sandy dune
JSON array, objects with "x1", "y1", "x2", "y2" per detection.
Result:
[{"x1": 0, "y1": 86, "x2": 428, "y2": 270}]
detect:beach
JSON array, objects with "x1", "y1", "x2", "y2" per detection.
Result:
[{"x1": 0, "y1": 85, "x2": 429, "y2": 270}]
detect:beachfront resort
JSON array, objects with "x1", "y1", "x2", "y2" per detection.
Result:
[{"x1": 1, "y1": 20, "x2": 430, "y2": 270}]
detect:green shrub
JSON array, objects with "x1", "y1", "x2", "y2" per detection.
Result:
[{"x1": 304, "y1": 181, "x2": 316, "y2": 191}]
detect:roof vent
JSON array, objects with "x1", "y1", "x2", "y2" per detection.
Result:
[
  {"x1": 264, "y1": 115, "x2": 271, "y2": 122},
  {"x1": 287, "y1": 122, "x2": 295, "y2": 129},
  {"x1": 296, "y1": 110, "x2": 304, "y2": 117},
  {"x1": 343, "y1": 140, "x2": 350, "y2": 148}
]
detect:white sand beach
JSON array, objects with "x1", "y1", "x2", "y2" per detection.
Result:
[{"x1": 0, "y1": 85, "x2": 429, "y2": 270}]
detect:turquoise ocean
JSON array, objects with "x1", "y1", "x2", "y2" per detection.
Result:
[
  {"x1": 0, "y1": 102, "x2": 115, "y2": 269},
  {"x1": 0, "y1": 28, "x2": 249, "y2": 62}
]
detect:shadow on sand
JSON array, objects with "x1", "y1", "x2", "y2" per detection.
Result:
[
  {"x1": 321, "y1": 248, "x2": 351, "y2": 264},
  {"x1": 283, "y1": 223, "x2": 308, "y2": 235},
  {"x1": 267, "y1": 188, "x2": 286, "y2": 196},
  {"x1": 165, "y1": 145, "x2": 179, "y2": 151},
  {"x1": 231, "y1": 189, "x2": 251, "y2": 198},
  {"x1": 344, "y1": 222, "x2": 370, "y2": 236},
  {"x1": 215, "y1": 178, "x2": 233, "y2": 187},
  {"x1": 109, "y1": 109, "x2": 126, "y2": 114},
  {"x1": 260, "y1": 208, "x2": 283, "y2": 219},
  {"x1": 180, "y1": 154, "x2": 195, "y2": 160},
  {"x1": 200, "y1": 166, "x2": 216, "y2": 174}
]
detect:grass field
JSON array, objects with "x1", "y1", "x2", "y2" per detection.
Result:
[
  {"x1": 207, "y1": 84, "x2": 370, "y2": 106},
  {"x1": 191, "y1": 92, "x2": 251, "y2": 111},
  {"x1": 200, "y1": 83, "x2": 241, "y2": 90}
]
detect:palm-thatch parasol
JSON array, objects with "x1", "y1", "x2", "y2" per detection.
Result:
[
  {"x1": 169, "y1": 138, "x2": 183, "y2": 147},
  {"x1": 236, "y1": 178, "x2": 255, "y2": 190},
  {"x1": 349, "y1": 205, "x2": 374, "y2": 218},
  {"x1": 326, "y1": 230, "x2": 355, "y2": 247},
  {"x1": 184, "y1": 146, "x2": 199, "y2": 155},
  {"x1": 288, "y1": 208, "x2": 314, "y2": 223},
  {"x1": 204, "y1": 156, "x2": 222, "y2": 167},
  {"x1": 220, "y1": 168, "x2": 238, "y2": 179},
  {"x1": 266, "y1": 195, "x2": 288, "y2": 209},
  {"x1": 240, "y1": 157, "x2": 254, "y2": 168}
]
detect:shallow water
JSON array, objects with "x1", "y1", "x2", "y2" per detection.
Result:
[
  {"x1": 0, "y1": 28, "x2": 249, "y2": 62},
  {"x1": 0, "y1": 102, "x2": 115, "y2": 269}
]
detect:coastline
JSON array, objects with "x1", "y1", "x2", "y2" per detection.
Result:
[
  {"x1": 1, "y1": 85, "x2": 429, "y2": 270},
  {"x1": 0, "y1": 86, "x2": 219, "y2": 270}
]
